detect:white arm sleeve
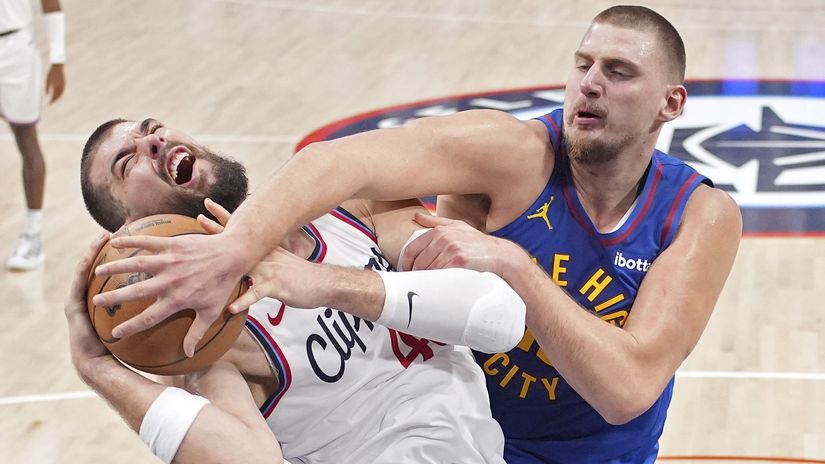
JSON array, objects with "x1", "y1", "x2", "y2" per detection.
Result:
[
  {"x1": 376, "y1": 268, "x2": 525, "y2": 353},
  {"x1": 42, "y1": 12, "x2": 66, "y2": 64}
]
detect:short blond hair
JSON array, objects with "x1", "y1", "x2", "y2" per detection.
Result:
[{"x1": 593, "y1": 5, "x2": 686, "y2": 83}]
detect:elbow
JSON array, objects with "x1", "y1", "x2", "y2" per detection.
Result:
[
  {"x1": 594, "y1": 386, "x2": 660, "y2": 426},
  {"x1": 476, "y1": 318, "x2": 524, "y2": 354},
  {"x1": 599, "y1": 403, "x2": 649, "y2": 426},
  {"x1": 496, "y1": 299, "x2": 527, "y2": 353},
  {"x1": 470, "y1": 273, "x2": 527, "y2": 354}
]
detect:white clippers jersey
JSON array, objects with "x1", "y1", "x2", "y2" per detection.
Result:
[
  {"x1": 246, "y1": 208, "x2": 505, "y2": 464},
  {"x1": 0, "y1": 0, "x2": 33, "y2": 32}
]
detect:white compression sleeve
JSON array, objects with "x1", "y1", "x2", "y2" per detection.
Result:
[
  {"x1": 139, "y1": 387, "x2": 211, "y2": 464},
  {"x1": 42, "y1": 12, "x2": 66, "y2": 63},
  {"x1": 376, "y1": 268, "x2": 525, "y2": 353}
]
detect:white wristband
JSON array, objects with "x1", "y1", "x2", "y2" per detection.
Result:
[
  {"x1": 42, "y1": 11, "x2": 66, "y2": 64},
  {"x1": 376, "y1": 268, "x2": 525, "y2": 353},
  {"x1": 139, "y1": 387, "x2": 210, "y2": 464},
  {"x1": 397, "y1": 228, "x2": 431, "y2": 271}
]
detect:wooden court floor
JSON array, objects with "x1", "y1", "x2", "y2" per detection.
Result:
[{"x1": 0, "y1": 1, "x2": 823, "y2": 462}]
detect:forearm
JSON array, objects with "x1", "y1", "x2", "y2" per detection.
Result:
[
  {"x1": 76, "y1": 357, "x2": 164, "y2": 431},
  {"x1": 76, "y1": 359, "x2": 281, "y2": 464},
  {"x1": 502, "y1": 262, "x2": 666, "y2": 424},
  {"x1": 224, "y1": 136, "x2": 434, "y2": 267},
  {"x1": 303, "y1": 264, "x2": 525, "y2": 352},
  {"x1": 223, "y1": 111, "x2": 527, "y2": 267},
  {"x1": 41, "y1": 0, "x2": 65, "y2": 64},
  {"x1": 315, "y1": 264, "x2": 386, "y2": 321},
  {"x1": 486, "y1": 188, "x2": 739, "y2": 425},
  {"x1": 222, "y1": 145, "x2": 353, "y2": 267}
]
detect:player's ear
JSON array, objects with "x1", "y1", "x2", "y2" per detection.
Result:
[{"x1": 660, "y1": 84, "x2": 686, "y2": 122}]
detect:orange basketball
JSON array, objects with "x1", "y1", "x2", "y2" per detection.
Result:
[{"x1": 86, "y1": 214, "x2": 249, "y2": 376}]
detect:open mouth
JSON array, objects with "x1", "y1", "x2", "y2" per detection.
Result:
[
  {"x1": 577, "y1": 111, "x2": 602, "y2": 119},
  {"x1": 169, "y1": 151, "x2": 195, "y2": 185}
]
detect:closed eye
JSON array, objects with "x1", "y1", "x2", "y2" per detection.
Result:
[{"x1": 120, "y1": 153, "x2": 135, "y2": 177}]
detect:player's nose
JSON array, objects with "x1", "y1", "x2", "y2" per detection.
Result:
[
  {"x1": 136, "y1": 133, "x2": 167, "y2": 160},
  {"x1": 579, "y1": 67, "x2": 604, "y2": 98}
]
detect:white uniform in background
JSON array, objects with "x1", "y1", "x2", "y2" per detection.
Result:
[
  {"x1": 0, "y1": 0, "x2": 41, "y2": 123},
  {"x1": 247, "y1": 208, "x2": 506, "y2": 464}
]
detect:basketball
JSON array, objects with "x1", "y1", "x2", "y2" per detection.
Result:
[{"x1": 86, "y1": 214, "x2": 249, "y2": 376}]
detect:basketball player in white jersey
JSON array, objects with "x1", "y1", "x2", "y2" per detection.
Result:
[
  {"x1": 66, "y1": 118, "x2": 525, "y2": 463},
  {"x1": 1, "y1": 0, "x2": 66, "y2": 270}
]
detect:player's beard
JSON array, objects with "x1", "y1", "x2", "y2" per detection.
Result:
[
  {"x1": 162, "y1": 148, "x2": 249, "y2": 220},
  {"x1": 562, "y1": 129, "x2": 633, "y2": 165}
]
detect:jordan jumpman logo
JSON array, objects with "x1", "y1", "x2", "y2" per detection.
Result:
[{"x1": 527, "y1": 196, "x2": 554, "y2": 230}]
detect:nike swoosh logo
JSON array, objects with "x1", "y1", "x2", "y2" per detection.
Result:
[
  {"x1": 405, "y1": 291, "x2": 418, "y2": 328},
  {"x1": 268, "y1": 303, "x2": 287, "y2": 326}
]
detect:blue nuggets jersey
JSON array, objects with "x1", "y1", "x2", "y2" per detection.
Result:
[{"x1": 476, "y1": 109, "x2": 712, "y2": 463}]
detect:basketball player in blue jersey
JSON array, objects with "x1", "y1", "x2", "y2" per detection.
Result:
[{"x1": 93, "y1": 5, "x2": 742, "y2": 462}]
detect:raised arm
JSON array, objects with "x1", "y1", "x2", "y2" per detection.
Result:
[
  {"x1": 93, "y1": 110, "x2": 548, "y2": 356},
  {"x1": 226, "y1": 109, "x2": 546, "y2": 271},
  {"x1": 67, "y1": 236, "x2": 282, "y2": 464}
]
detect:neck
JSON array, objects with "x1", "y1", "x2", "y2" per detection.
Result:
[
  {"x1": 280, "y1": 227, "x2": 316, "y2": 260},
  {"x1": 569, "y1": 143, "x2": 653, "y2": 232}
]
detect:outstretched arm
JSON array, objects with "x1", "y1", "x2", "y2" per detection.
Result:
[
  {"x1": 92, "y1": 110, "x2": 548, "y2": 357},
  {"x1": 221, "y1": 199, "x2": 525, "y2": 353},
  {"x1": 67, "y1": 236, "x2": 282, "y2": 464}
]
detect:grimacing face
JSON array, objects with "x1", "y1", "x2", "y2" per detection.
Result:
[
  {"x1": 87, "y1": 118, "x2": 248, "y2": 223},
  {"x1": 562, "y1": 22, "x2": 676, "y2": 165}
]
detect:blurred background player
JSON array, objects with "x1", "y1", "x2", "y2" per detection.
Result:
[{"x1": 1, "y1": 0, "x2": 66, "y2": 271}]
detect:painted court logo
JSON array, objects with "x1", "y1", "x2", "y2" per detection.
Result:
[{"x1": 297, "y1": 80, "x2": 825, "y2": 235}]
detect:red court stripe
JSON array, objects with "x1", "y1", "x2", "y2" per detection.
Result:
[{"x1": 658, "y1": 455, "x2": 825, "y2": 463}]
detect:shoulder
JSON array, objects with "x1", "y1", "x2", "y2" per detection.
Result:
[{"x1": 682, "y1": 184, "x2": 742, "y2": 238}]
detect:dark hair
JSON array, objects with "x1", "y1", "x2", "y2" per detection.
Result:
[
  {"x1": 594, "y1": 5, "x2": 686, "y2": 83},
  {"x1": 80, "y1": 118, "x2": 130, "y2": 231}
]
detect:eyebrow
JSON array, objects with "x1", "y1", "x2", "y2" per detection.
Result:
[
  {"x1": 575, "y1": 51, "x2": 639, "y2": 71},
  {"x1": 139, "y1": 117, "x2": 158, "y2": 134},
  {"x1": 603, "y1": 57, "x2": 639, "y2": 72}
]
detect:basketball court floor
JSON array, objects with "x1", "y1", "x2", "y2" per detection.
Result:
[{"x1": 0, "y1": 1, "x2": 823, "y2": 462}]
